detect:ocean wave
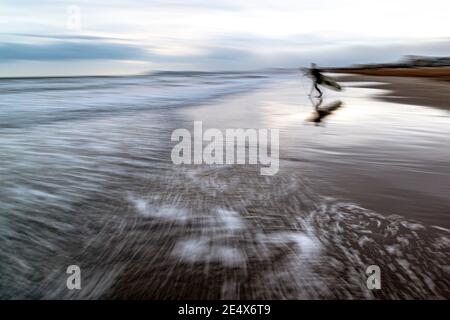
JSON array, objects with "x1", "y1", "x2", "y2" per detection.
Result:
[
  {"x1": 2, "y1": 164, "x2": 447, "y2": 299},
  {"x1": 0, "y1": 71, "x2": 280, "y2": 129}
]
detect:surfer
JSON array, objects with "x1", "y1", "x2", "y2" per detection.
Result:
[
  {"x1": 309, "y1": 63, "x2": 324, "y2": 98},
  {"x1": 305, "y1": 63, "x2": 342, "y2": 98}
]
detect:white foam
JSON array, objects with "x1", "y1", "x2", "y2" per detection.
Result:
[
  {"x1": 215, "y1": 208, "x2": 246, "y2": 231},
  {"x1": 172, "y1": 238, "x2": 246, "y2": 267},
  {"x1": 258, "y1": 231, "x2": 321, "y2": 258},
  {"x1": 128, "y1": 194, "x2": 189, "y2": 222},
  {"x1": 290, "y1": 233, "x2": 321, "y2": 256}
]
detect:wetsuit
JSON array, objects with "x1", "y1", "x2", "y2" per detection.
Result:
[{"x1": 310, "y1": 67, "x2": 323, "y2": 97}]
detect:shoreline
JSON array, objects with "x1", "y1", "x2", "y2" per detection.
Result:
[
  {"x1": 334, "y1": 72, "x2": 450, "y2": 111},
  {"x1": 330, "y1": 66, "x2": 450, "y2": 81}
]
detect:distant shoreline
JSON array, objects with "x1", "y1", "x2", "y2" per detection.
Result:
[
  {"x1": 333, "y1": 69, "x2": 450, "y2": 111},
  {"x1": 329, "y1": 66, "x2": 450, "y2": 81}
]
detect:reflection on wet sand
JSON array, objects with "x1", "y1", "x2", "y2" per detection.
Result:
[{"x1": 307, "y1": 96, "x2": 343, "y2": 125}]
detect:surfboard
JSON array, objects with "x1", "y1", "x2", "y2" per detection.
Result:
[{"x1": 319, "y1": 75, "x2": 342, "y2": 91}]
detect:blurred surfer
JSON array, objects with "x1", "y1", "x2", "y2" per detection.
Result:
[
  {"x1": 309, "y1": 63, "x2": 323, "y2": 98},
  {"x1": 306, "y1": 63, "x2": 342, "y2": 98}
]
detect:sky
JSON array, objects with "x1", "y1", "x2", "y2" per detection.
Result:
[{"x1": 1, "y1": 0, "x2": 450, "y2": 77}]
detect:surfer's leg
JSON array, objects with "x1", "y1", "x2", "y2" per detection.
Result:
[
  {"x1": 309, "y1": 83, "x2": 315, "y2": 97},
  {"x1": 315, "y1": 83, "x2": 323, "y2": 97}
]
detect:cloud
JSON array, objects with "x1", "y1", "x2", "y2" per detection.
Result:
[
  {"x1": 308, "y1": 39, "x2": 450, "y2": 66},
  {"x1": 189, "y1": 38, "x2": 450, "y2": 69},
  {"x1": 137, "y1": 38, "x2": 450, "y2": 70},
  {"x1": 2, "y1": 34, "x2": 449, "y2": 72},
  {"x1": 0, "y1": 41, "x2": 148, "y2": 61},
  {"x1": 8, "y1": 33, "x2": 130, "y2": 42}
]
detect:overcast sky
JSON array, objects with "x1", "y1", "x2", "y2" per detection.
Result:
[{"x1": 1, "y1": 0, "x2": 450, "y2": 76}]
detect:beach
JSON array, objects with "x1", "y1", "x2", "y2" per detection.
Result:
[
  {"x1": 335, "y1": 70, "x2": 450, "y2": 110},
  {"x1": 0, "y1": 71, "x2": 449, "y2": 299}
]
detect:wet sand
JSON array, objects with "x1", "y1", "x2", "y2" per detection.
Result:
[
  {"x1": 332, "y1": 66, "x2": 450, "y2": 81},
  {"x1": 1, "y1": 73, "x2": 449, "y2": 299},
  {"x1": 107, "y1": 77, "x2": 450, "y2": 299},
  {"x1": 335, "y1": 73, "x2": 450, "y2": 110}
]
